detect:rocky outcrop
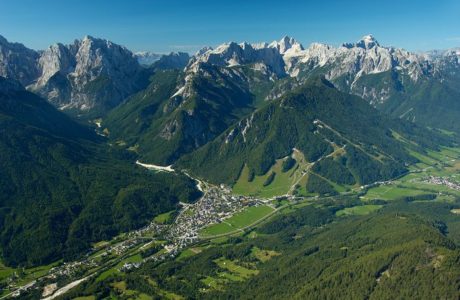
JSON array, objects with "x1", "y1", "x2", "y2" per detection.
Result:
[
  {"x1": 186, "y1": 35, "x2": 460, "y2": 105},
  {"x1": 187, "y1": 41, "x2": 286, "y2": 76},
  {"x1": 153, "y1": 52, "x2": 190, "y2": 70},
  {"x1": 135, "y1": 51, "x2": 162, "y2": 66},
  {"x1": 135, "y1": 51, "x2": 191, "y2": 70},
  {"x1": 0, "y1": 36, "x2": 40, "y2": 86},
  {"x1": 0, "y1": 35, "x2": 148, "y2": 113}
]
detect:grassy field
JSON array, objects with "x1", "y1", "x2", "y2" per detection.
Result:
[
  {"x1": 154, "y1": 210, "x2": 175, "y2": 224},
  {"x1": 226, "y1": 206, "x2": 274, "y2": 227},
  {"x1": 111, "y1": 281, "x2": 155, "y2": 300},
  {"x1": 251, "y1": 247, "x2": 281, "y2": 262},
  {"x1": 233, "y1": 161, "x2": 293, "y2": 197},
  {"x1": 201, "y1": 260, "x2": 257, "y2": 293},
  {"x1": 97, "y1": 267, "x2": 118, "y2": 282},
  {"x1": 177, "y1": 247, "x2": 203, "y2": 260},
  {"x1": 362, "y1": 146, "x2": 460, "y2": 202},
  {"x1": 233, "y1": 151, "x2": 313, "y2": 198},
  {"x1": 214, "y1": 258, "x2": 259, "y2": 278},
  {"x1": 1, "y1": 259, "x2": 63, "y2": 297},
  {"x1": 362, "y1": 185, "x2": 427, "y2": 201},
  {"x1": 200, "y1": 222, "x2": 235, "y2": 236},
  {"x1": 96, "y1": 253, "x2": 143, "y2": 282},
  {"x1": 232, "y1": 148, "x2": 359, "y2": 198},
  {"x1": 200, "y1": 206, "x2": 275, "y2": 237},
  {"x1": 201, "y1": 276, "x2": 224, "y2": 290},
  {"x1": 0, "y1": 260, "x2": 15, "y2": 282},
  {"x1": 92, "y1": 240, "x2": 110, "y2": 249},
  {"x1": 74, "y1": 297, "x2": 96, "y2": 300},
  {"x1": 336, "y1": 205, "x2": 383, "y2": 216}
]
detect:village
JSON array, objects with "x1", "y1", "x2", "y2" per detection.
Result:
[
  {"x1": 424, "y1": 176, "x2": 460, "y2": 191},
  {"x1": 3, "y1": 182, "x2": 267, "y2": 299}
]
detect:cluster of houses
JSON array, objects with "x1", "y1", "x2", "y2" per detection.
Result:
[{"x1": 424, "y1": 176, "x2": 460, "y2": 191}]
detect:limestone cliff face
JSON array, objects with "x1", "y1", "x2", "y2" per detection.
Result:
[
  {"x1": 1, "y1": 34, "x2": 459, "y2": 114},
  {"x1": 0, "y1": 35, "x2": 40, "y2": 86},
  {"x1": 187, "y1": 35, "x2": 459, "y2": 105},
  {"x1": 33, "y1": 36, "x2": 146, "y2": 111},
  {"x1": 0, "y1": 35, "x2": 147, "y2": 113}
]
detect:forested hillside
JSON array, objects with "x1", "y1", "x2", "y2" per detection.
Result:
[
  {"x1": 0, "y1": 78, "x2": 200, "y2": 267},
  {"x1": 178, "y1": 77, "x2": 451, "y2": 189}
]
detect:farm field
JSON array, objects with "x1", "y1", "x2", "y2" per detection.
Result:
[
  {"x1": 361, "y1": 185, "x2": 427, "y2": 201},
  {"x1": 362, "y1": 147, "x2": 460, "y2": 202}
]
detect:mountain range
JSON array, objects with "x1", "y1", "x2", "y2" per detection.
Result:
[
  {"x1": 0, "y1": 36, "x2": 189, "y2": 115},
  {"x1": 0, "y1": 33, "x2": 459, "y2": 268},
  {"x1": 186, "y1": 34, "x2": 460, "y2": 130},
  {"x1": 2, "y1": 34, "x2": 459, "y2": 123}
]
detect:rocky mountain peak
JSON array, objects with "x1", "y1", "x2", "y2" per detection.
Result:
[
  {"x1": 270, "y1": 36, "x2": 304, "y2": 54},
  {"x1": 342, "y1": 34, "x2": 380, "y2": 49},
  {"x1": 135, "y1": 51, "x2": 162, "y2": 66},
  {"x1": 0, "y1": 35, "x2": 8, "y2": 44},
  {"x1": 152, "y1": 52, "x2": 191, "y2": 70},
  {"x1": 358, "y1": 34, "x2": 380, "y2": 48},
  {"x1": 12, "y1": 35, "x2": 147, "y2": 111},
  {"x1": 0, "y1": 35, "x2": 40, "y2": 86},
  {"x1": 195, "y1": 46, "x2": 213, "y2": 56}
]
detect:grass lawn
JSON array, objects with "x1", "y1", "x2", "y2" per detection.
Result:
[
  {"x1": 154, "y1": 210, "x2": 175, "y2": 224},
  {"x1": 214, "y1": 258, "x2": 259, "y2": 278},
  {"x1": 336, "y1": 205, "x2": 383, "y2": 216},
  {"x1": 122, "y1": 254, "x2": 142, "y2": 264},
  {"x1": 408, "y1": 149, "x2": 439, "y2": 166},
  {"x1": 96, "y1": 253, "x2": 143, "y2": 282},
  {"x1": 210, "y1": 237, "x2": 230, "y2": 244},
  {"x1": 233, "y1": 161, "x2": 293, "y2": 197},
  {"x1": 226, "y1": 206, "x2": 274, "y2": 227},
  {"x1": 232, "y1": 148, "x2": 355, "y2": 198},
  {"x1": 97, "y1": 268, "x2": 118, "y2": 282},
  {"x1": 111, "y1": 281, "x2": 153, "y2": 300},
  {"x1": 201, "y1": 276, "x2": 224, "y2": 290},
  {"x1": 362, "y1": 185, "x2": 427, "y2": 201},
  {"x1": 362, "y1": 147, "x2": 460, "y2": 203},
  {"x1": 219, "y1": 272, "x2": 244, "y2": 282},
  {"x1": 15, "y1": 260, "x2": 62, "y2": 286},
  {"x1": 0, "y1": 260, "x2": 15, "y2": 282},
  {"x1": 233, "y1": 151, "x2": 313, "y2": 198},
  {"x1": 92, "y1": 240, "x2": 110, "y2": 249},
  {"x1": 200, "y1": 258, "x2": 258, "y2": 292},
  {"x1": 177, "y1": 247, "x2": 202, "y2": 260},
  {"x1": 201, "y1": 222, "x2": 234, "y2": 236},
  {"x1": 200, "y1": 206, "x2": 275, "y2": 237}
]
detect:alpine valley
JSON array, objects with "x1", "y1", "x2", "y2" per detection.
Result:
[{"x1": 0, "y1": 33, "x2": 460, "y2": 299}]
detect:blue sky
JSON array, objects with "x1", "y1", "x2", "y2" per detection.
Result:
[{"x1": 0, "y1": 0, "x2": 459, "y2": 53}]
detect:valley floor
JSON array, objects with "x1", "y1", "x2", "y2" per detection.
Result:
[{"x1": 3, "y1": 147, "x2": 460, "y2": 299}]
